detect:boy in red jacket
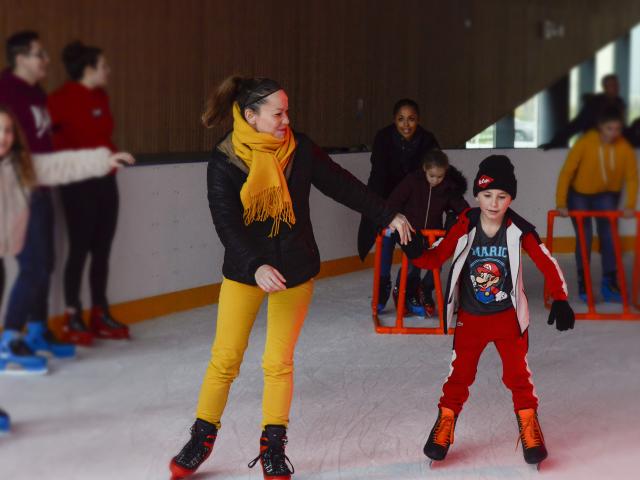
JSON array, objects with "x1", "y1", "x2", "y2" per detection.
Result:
[{"x1": 405, "y1": 155, "x2": 575, "y2": 467}]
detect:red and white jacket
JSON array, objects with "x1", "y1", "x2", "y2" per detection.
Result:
[{"x1": 411, "y1": 208, "x2": 568, "y2": 334}]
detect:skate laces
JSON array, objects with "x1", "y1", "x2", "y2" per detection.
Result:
[
  {"x1": 9, "y1": 339, "x2": 36, "y2": 356},
  {"x1": 516, "y1": 409, "x2": 544, "y2": 450},
  {"x1": 432, "y1": 408, "x2": 455, "y2": 447},
  {"x1": 95, "y1": 308, "x2": 126, "y2": 329},
  {"x1": 67, "y1": 312, "x2": 90, "y2": 332},
  {"x1": 248, "y1": 434, "x2": 295, "y2": 474},
  {"x1": 175, "y1": 423, "x2": 216, "y2": 466}
]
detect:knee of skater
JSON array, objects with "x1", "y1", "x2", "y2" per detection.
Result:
[
  {"x1": 208, "y1": 355, "x2": 243, "y2": 381},
  {"x1": 262, "y1": 359, "x2": 294, "y2": 378}
]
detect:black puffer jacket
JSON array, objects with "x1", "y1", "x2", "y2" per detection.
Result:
[
  {"x1": 357, "y1": 124, "x2": 440, "y2": 260},
  {"x1": 207, "y1": 132, "x2": 396, "y2": 288},
  {"x1": 387, "y1": 166, "x2": 468, "y2": 231}
]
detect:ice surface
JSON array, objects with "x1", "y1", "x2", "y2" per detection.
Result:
[{"x1": 1, "y1": 255, "x2": 639, "y2": 479}]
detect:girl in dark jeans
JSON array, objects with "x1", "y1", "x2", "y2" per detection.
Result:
[
  {"x1": 48, "y1": 41, "x2": 127, "y2": 344},
  {"x1": 0, "y1": 105, "x2": 133, "y2": 374},
  {"x1": 0, "y1": 262, "x2": 9, "y2": 432}
]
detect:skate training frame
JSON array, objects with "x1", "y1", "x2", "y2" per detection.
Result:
[{"x1": 544, "y1": 209, "x2": 640, "y2": 320}]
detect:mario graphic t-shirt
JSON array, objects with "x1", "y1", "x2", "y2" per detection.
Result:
[{"x1": 459, "y1": 220, "x2": 513, "y2": 315}]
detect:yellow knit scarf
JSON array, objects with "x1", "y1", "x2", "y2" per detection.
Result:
[{"x1": 231, "y1": 103, "x2": 296, "y2": 237}]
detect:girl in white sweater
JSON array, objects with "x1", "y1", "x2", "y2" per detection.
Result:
[{"x1": 0, "y1": 104, "x2": 134, "y2": 376}]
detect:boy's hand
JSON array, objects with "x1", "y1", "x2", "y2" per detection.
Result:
[
  {"x1": 547, "y1": 300, "x2": 575, "y2": 331},
  {"x1": 557, "y1": 208, "x2": 569, "y2": 217}
]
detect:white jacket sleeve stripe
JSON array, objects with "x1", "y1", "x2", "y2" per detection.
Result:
[
  {"x1": 32, "y1": 147, "x2": 112, "y2": 186},
  {"x1": 539, "y1": 243, "x2": 568, "y2": 296}
]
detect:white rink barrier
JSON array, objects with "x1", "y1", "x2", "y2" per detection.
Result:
[{"x1": 1, "y1": 147, "x2": 637, "y2": 317}]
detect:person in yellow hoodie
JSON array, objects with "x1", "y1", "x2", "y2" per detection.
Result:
[{"x1": 556, "y1": 107, "x2": 638, "y2": 302}]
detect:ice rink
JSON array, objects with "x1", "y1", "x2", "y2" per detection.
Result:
[{"x1": 1, "y1": 254, "x2": 639, "y2": 480}]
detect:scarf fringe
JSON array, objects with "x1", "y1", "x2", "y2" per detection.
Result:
[{"x1": 243, "y1": 186, "x2": 296, "y2": 237}]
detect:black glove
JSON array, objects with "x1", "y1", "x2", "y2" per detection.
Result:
[
  {"x1": 399, "y1": 232, "x2": 426, "y2": 260},
  {"x1": 547, "y1": 300, "x2": 575, "y2": 331}
]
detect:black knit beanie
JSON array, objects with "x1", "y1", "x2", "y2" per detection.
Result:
[{"x1": 472, "y1": 155, "x2": 517, "y2": 199}]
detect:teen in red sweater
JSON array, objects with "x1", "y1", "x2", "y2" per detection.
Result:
[
  {"x1": 404, "y1": 155, "x2": 575, "y2": 467},
  {"x1": 48, "y1": 41, "x2": 128, "y2": 344}
]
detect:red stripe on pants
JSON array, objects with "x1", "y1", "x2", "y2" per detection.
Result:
[{"x1": 439, "y1": 308, "x2": 538, "y2": 415}]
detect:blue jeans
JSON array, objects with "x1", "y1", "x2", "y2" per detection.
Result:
[
  {"x1": 379, "y1": 235, "x2": 395, "y2": 279},
  {"x1": 567, "y1": 190, "x2": 619, "y2": 280},
  {"x1": 4, "y1": 190, "x2": 54, "y2": 331},
  {"x1": 379, "y1": 233, "x2": 435, "y2": 297}
]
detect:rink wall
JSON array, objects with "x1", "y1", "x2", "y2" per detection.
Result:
[{"x1": 1, "y1": 148, "x2": 638, "y2": 325}]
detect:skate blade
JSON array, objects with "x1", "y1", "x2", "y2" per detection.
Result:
[
  {"x1": 34, "y1": 350, "x2": 76, "y2": 360},
  {"x1": 0, "y1": 364, "x2": 48, "y2": 376}
]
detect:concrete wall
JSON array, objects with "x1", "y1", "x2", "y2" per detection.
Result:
[{"x1": 1, "y1": 148, "x2": 638, "y2": 317}]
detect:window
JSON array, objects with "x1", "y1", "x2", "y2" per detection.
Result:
[
  {"x1": 466, "y1": 124, "x2": 496, "y2": 148},
  {"x1": 569, "y1": 65, "x2": 580, "y2": 120},
  {"x1": 514, "y1": 93, "x2": 539, "y2": 148},
  {"x1": 629, "y1": 23, "x2": 640, "y2": 121},
  {"x1": 595, "y1": 41, "x2": 615, "y2": 92}
]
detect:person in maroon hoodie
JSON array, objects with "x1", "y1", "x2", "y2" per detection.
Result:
[
  {"x1": 0, "y1": 31, "x2": 76, "y2": 365},
  {"x1": 48, "y1": 41, "x2": 128, "y2": 344},
  {"x1": 387, "y1": 149, "x2": 468, "y2": 315}
]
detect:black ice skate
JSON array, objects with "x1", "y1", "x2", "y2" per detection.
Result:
[
  {"x1": 424, "y1": 407, "x2": 456, "y2": 465},
  {"x1": 377, "y1": 275, "x2": 392, "y2": 313},
  {"x1": 248, "y1": 425, "x2": 295, "y2": 479},
  {"x1": 169, "y1": 419, "x2": 217, "y2": 479},
  {"x1": 516, "y1": 408, "x2": 548, "y2": 469}
]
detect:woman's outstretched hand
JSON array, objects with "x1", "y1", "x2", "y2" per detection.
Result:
[
  {"x1": 255, "y1": 265, "x2": 287, "y2": 292},
  {"x1": 388, "y1": 213, "x2": 414, "y2": 245},
  {"x1": 109, "y1": 152, "x2": 136, "y2": 169}
]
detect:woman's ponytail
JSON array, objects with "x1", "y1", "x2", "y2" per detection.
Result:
[{"x1": 201, "y1": 75, "x2": 243, "y2": 129}]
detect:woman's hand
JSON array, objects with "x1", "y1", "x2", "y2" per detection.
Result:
[
  {"x1": 388, "y1": 213, "x2": 414, "y2": 245},
  {"x1": 109, "y1": 152, "x2": 136, "y2": 169},
  {"x1": 557, "y1": 207, "x2": 569, "y2": 217},
  {"x1": 255, "y1": 265, "x2": 287, "y2": 292}
]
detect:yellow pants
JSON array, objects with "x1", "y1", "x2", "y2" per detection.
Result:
[{"x1": 196, "y1": 278, "x2": 314, "y2": 428}]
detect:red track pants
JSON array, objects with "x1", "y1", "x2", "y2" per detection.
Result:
[{"x1": 439, "y1": 308, "x2": 538, "y2": 415}]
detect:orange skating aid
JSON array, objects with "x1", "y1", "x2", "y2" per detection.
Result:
[
  {"x1": 545, "y1": 210, "x2": 640, "y2": 320},
  {"x1": 372, "y1": 229, "x2": 453, "y2": 334}
]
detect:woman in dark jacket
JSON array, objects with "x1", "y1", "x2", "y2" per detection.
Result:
[
  {"x1": 357, "y1": 99, "x2": 440, "y2": 311},
  {"x1": 169, "y1": 76, "x2": 412, "y2": 480}
]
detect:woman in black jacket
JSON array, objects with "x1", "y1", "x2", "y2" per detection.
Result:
[
  {"x1": 169, "y1": 76, "x2": 412, "y2": 480},
  {"x1": 357, "y1": 99, "x2": 440, "y2": 313}
]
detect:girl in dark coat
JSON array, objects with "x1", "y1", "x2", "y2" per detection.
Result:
[
  {"x1": 357, "y1": 99, "x2": 440, "y2": 311},
  {"x1": 387, "y1": 150, "x2": 468, "y2": 315}
]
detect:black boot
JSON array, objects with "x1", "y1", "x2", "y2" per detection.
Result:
[
  {"x1": 377, "y1": 275, "x2": 392, "y2": 313},
  {"x1": 248, "y1": 425, "x2": 295, "y2": 479},
  {"x1": 516, "y1": 408, "x2": 548, "y2": 465},
  {"x1": 169, "y1": 419, "x2": 218, "y2": 479},
  {"x1": 601, "y1": 272, "x2": 623, "y2": 303},
  {"x1": 424, "y1": 407, "x2": 456, "y2": 462}
]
